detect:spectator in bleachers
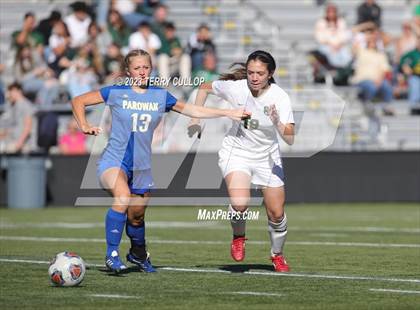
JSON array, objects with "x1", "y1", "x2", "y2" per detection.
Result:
[
  {"x1": 35, "y1": 10, "x2": 62, "y2": 46},
  {"x1": 59, "y1": 118, "x2": 87, "y2": 155},
  {"x1": 129, "y1": 21, "x2": 161, "y2": 62},
  {"x1": 61, "y1": 55, "x2": 98, "y2": 98},
  {"x1": 103, "y1": 43, "x2": 125, "y2": 83},
  {"x1": 157, "y1": 22, "x2": 191, "y2": 81},
  {"x1": 187, "y1": 24, "x2": 216, "y2": 72},
  {"x1": 192, "y1": 51, "x2": 218, "y2": 84},
  {"x1": 107, "y1": 9, "x2": 131, "y2": 53},
  {"x1": 88, "y1": 22, "x2": 112, "y2": 57},
  {"x1": 394, "y1": 21, "x2": 417, "y2": 65},
  {"x1": 46, "y1": 20, "x2": 71, "y2": 76},
  {"x1": 357, "y1": 0, "x2": 381, "y2": 28},
  {"x1": 12, "y1": 12, "x2": 44, "y2": 56},
  {"x1": 0, "y1": 82, "x2": 35, "y2": 154},
  {"x1": 113, "y1": 0, "x2": 152, "y2": 31},
  {"x1": 400, "y1": 38, "x2": 420, "y2": 114},
  {"x1": 314, "y1": 3, "x2": 352, "y2": 69},
  {"x1": 150, "y1": 3, "x2": 169, "y2": 45},
  {"x1": 13, "y1": 45, "x2": 60, "y2": 107},
  {"x1": 352, "y1": 34, "x2": 394, "y2": 115},
  {"x1": 64, "y1": 1, "x2": 92, "y2": 48}
]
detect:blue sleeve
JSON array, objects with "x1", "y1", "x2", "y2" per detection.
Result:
[
  {"x1": 165, "y1": 90, "x2": 178, "y2": 112},
  {"x1": 99, "y1": 85, "x2": 115, "y2": 104}
]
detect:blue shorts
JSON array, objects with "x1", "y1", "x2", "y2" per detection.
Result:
[{"x1": 97, "y1": 160, "x2": 154, "y2": 195}]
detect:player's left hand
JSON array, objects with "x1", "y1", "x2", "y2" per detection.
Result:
[{"x1": 268, "y1": 104, "x2": 280, "y2": 125}]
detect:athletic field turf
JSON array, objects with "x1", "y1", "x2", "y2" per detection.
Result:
[{"x1": 0, "y1": 203, "x2": 419, "y2": 309}]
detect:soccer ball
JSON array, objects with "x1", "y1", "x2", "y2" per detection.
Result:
[{"x1": 48, "y1": 252, "x2": 86, "y2": 287}]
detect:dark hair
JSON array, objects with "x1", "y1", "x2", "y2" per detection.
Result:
[
  {"x1": 24, "y1": 12, "x2": 34, "y2": 20},
  {"x1": 220, "y1": 50, "x2": 276, "y2": 84},
  {"x1": 124, "y1": 49, "x2": 152, "y2": 70},
  {"x1": 197, "y1": 23, "x2": 210, "y2": 31},
  {"x1": 164, "y1": 21, "x2": 176, "y2": 31},
  {"x1": 8, "y1": 82, "x2": 23, "y2": 91},
  {"x1": 138, "y1": 21, "x2": 151, "y2": 29}
]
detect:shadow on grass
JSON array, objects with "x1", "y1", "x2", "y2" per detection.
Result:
[
  {"x1": 97, "y1": 265, "x2": 141, "y2": 276},
  {"x1": 218, "y1": 264, "x2": 274, "y2": 273}
]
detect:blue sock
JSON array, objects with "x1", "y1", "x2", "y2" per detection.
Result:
[
  {"x1": 105, "y1": 208, "x2": 126, "y2": 257},
  {"x1": 126, "y1": 222, "x2": 145, "y2": 247}
]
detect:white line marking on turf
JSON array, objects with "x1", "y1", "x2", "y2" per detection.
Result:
[
  {"x1": 1, "y1": 258, "x2": 419, "y2": 284},
  {"x1": 159, "y1": 267, "x2": 420, "y2": 284},
  {"x1": 1, "y1": 222, "x2": 419, "y2": 233},
  {"x1": 0, "y1": 221, "x2": 218, "y2": 229},
  {"x1": 227, "y1": 291, "x2": 283, "y2": 297},
  {"x1": 369, "y1": 288, "x2": 420, "y2": 294},
  {"x1": 1, "y1": 236, "x2": 419, "y2": 249},
  {"x1": 89, "y1": 294, "x2": 141, "y2": 299}
]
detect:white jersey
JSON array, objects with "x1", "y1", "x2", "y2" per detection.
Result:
[{"x1": 212, "y1": 79, "x2": 294, "y2": 160}]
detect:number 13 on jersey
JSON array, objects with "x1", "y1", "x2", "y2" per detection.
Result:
[{"x1": 131, "y1": 113, "x2": 152, "y2": 132}]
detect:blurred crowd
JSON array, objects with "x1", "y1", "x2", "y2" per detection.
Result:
[
  {"x1": 0, "y1": 0, "x2": 219, "y2": 155},
  {"x1": 310, "y1": 0, "x2": 420, "y2": 116},
  {"x1": 1, "y1": 0, "x2": 419, "y2": 155}
]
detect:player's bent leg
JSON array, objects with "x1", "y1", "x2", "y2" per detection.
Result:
[
  {"x1": 100, "y1": 168, "x2": 132, "y2": 273},
  {"x1": 126, "y1": 195, "x2": 156, "y2": 272},
  {"x1": 225, "y1": 171, "x2": 251, "y2": 262},
  {"x1": 262, "y1": 186, "x2": 290, "y2": 272}
]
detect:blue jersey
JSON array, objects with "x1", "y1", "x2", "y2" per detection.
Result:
[{"x1": 99, "y1": 85, "x2": 177, "y2": 170}]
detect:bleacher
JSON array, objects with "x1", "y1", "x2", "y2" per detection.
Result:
[{"x1": 0, "y1": 0, "x2": 419, "y2": 152}]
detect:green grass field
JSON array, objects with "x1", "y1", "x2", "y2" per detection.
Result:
[{"x1": 1, "y1": 203, "x2": 419, "y2": 309}]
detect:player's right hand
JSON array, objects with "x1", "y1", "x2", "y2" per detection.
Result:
[
  {"x1": 81, "y1": 124, "x2": 102, "y2": 136},
  {"x1": 187, "y1": 119, "x2": 202, "y2": 138}
]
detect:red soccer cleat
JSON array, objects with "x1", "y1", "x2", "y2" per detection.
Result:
[
  {"x1": 231, "y1": 237, "x2": 247, "y2": 262},
  {"x1": 271, "y1": 255, "x2": 290, "y2": 272}
]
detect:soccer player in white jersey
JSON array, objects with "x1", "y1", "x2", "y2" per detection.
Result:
[{"x1": 188, "y1": 50, "x2": 295, "y2": 272}]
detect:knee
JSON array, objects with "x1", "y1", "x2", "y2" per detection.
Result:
[
  {"x1": 113, "y1": 191, "x2": 131, "y2": 209},
  {"x1": 230, "y1": 198, "x2": 250, "y2": 212},
  {"x1": 128, "y1": 208, "x2": 146, "y2": 226},
  {"x1": 267, "y1": 208, "x2": 285, "y2": 223}
]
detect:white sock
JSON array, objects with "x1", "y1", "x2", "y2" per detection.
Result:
[
  {"x1": 268, "y1": 214, "x2": 287, "y2": 256},
  {"x1": 229, "y1": 204, "x2": 247, "y2": 237}
]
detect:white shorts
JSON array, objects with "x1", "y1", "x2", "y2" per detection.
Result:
[{"x1": 218, "y1": 147, "x2": 285, "y2": 187}]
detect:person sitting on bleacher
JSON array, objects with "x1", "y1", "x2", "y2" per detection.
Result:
[
  {"x1": 0, "y1": 82, "x2": 35, "y2": 154},
  {"x1": 351, "y1": 33, "x2": 394, "y2": 116},
  {"x1": 13, "y1": 45, "x2": 60, "y2": 107},
  {"x1": 357, "y1": 0, "x2": 382, "y2": 28},
  {"x1": 400, "y1": 37, "x2": 420, "y2": 115},
  {"x1": 12, "y1": 12, "x2": 44, "y2": 58},
  {"x1": 59, "y1": 118, "x2": 87, "y2": 155},
  {"x1": 314, "y1": 3, "x2": 352, "y2": 69},
  {"x1": 157, "y1": 22, "x2": 191, "y2": 82},
  {"x1": 187, "y1": 24, "x2": 217, "y2": 72},
  {"x1": 64, "y1": 1, "x2": 92, "y2": 49},
  {"x1": 107, "y1": 9, "x2": 131, "y2": 54}
]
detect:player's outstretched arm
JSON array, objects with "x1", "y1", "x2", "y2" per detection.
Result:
[
  {"x1": 187, "y1": 82, "x2": 214, "y2": 137},
  {"x1": 71, "y1": 90, "x2": 104, "y2": 136},
  {"x1": 172, "y1": 101, "x2": 251, "y2": 121}
]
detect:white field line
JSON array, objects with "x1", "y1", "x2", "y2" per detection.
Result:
[
  {"x1": 0, "y1": 221, "x2": 218, "y2": 229},
  {"x1": 369, "y1": 288, "x2": 420, "y2": 294},
  {"x1": 0, "y1": 222, "x2": 419, "y2": 234},
  {"x1": 1, "y1": 258, "x2": 419, "y2": 284},
  {"x1": 1, "y1": 235, "x2": 419, "y2": 249},
  {"x1": 227, "y1": 291, "x2": 283, "y2": 297},
  {"x1": 89, "y1": 294, "x2": 141, "y2": 299}
]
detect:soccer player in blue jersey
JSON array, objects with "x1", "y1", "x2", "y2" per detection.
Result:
[{"x1": 71, "y1": 49, "x2": 250, "y2": 273}]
